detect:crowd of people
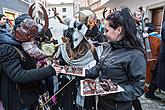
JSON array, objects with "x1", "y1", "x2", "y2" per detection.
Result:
[{"x1": 0, "y1": 5, "x2": 164, "y2": 110}]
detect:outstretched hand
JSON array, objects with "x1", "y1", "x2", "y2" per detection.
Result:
[
  {"x1": 103, "y1": 8, "x2": 108, "y2": 19},
  {"x1": 103, "y1": 8, "x2": 108, "y2": 13},
  {"x1": 52, "y1": 62, "x2": 61, "y2": 75}
]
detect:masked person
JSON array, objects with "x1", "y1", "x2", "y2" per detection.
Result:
[
  {"x1": 85, "y1": 7, "x2": 146, "y2": 110},
  {"x1": 79, "y1": 10, "x2": 103, "y2": 45},
  {"x1": 0, "y1": 14, "x2": 7, "y2": 31},
  {"x1": 54, "y1": 18, "x2": 98, "y2": 110},
  {"x1": 0, "y1": 14, "x2": 61, "y2": 110},
  {"x1": 0, "y1": 14, "x2": 6, "y2": 26},
  {"x1": 0, "y1": 14, "x2": 12, "y2": 33}
]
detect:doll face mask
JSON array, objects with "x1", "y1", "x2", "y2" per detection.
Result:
[
  {"x1": 15, "y1": 18, "x2": 38, "y2": 42},
  {"x1": 0, "y1": 16, "x2": 7, "y2": 27}
]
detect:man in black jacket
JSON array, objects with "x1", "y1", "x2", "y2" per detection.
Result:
[
  {"x1": 145, "y1": 22, "x2": 165, "y2": 101},
  {"x1": 144, "y1": 18, "x2": 154, "y2": 33},
  {"x1": 155, "y1": 22, "x2": 165, "y2": 92},
  {"x1": 0, "y1": 14, "x2": 60, "y2": 110}
]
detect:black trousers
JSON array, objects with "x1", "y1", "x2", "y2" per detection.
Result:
[
  {"x1": 98, "y1": 98, "x2": 132, "y2": 110},
  {"x1": 132, "y1": 99, "x2": 142, "y2": 110},
  {"x1": 20, "y1": 103, "x2": 37, "y2": 110}
]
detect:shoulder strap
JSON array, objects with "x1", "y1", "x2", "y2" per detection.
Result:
[{"x1": 13, "y1": 47, "x2": 26, "y2": 61}]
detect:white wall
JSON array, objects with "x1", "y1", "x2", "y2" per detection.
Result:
[
  {"x1": 95, "y1": 9, "x2": 104, "y2": 19},
  {"x1": 47, "y1": 3, "x2": 74, "y2": 42},
  {"x1": 102, "y1": 0, "x2": 165, "y2": 13},
  {"x1": 95, "y1": 0, "x2": 165, "y2": 21},
  {"x1": 47, "y1": 4, "x2": 74, "y2": 19}
]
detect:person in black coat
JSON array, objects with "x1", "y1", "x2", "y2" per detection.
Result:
[
  {"x1": 79, "y1": 10, "x2": 103, "y2": 45},
  {"x1": 144, "y1": 22, "x2": 164, "y2": 101},
  {"x1": 144, "y1": 18, "x2": 154, "y2": 33},
  {"x1": 0, "y1": 14, "x2": 61, "y2": 110},
  {"x1": 155, "y1": 22, "x2": 165, "y2": 91}
]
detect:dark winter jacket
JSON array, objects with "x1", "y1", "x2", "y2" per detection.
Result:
[
  {"x1": 155, "y1": 22, "x2": 165, "y2": 91},
  {"x1": 86, "y1": 25, "x2": 103, "y2": 43},
  {"x1": 145, "y1": 22, "x2": 154, "y2": 33},
  {"x1": 86, "y1": 43, "x2": 146, "y2": 110},
  {"x1": 0, "y1": 30, "x2": 56, "y2": 110}
]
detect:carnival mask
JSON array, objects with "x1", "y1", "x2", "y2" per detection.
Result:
[
  {"x1": 72, "y1": 30, "x2": 84, "y2": 49},
  {"x1": 63, "y1": 18, "x2": 88, "y2": 49},
  {"x1": 15, "y1": 18, "x2": 38, "y2": 42},
  {"x1": 0, "y1": 16, "x2": 7, "y2": 27}
]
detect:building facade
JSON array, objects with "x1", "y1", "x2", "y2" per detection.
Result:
[
  {"x1": 75, "y1": 0, "x2": 165, "y2": 32},
  {"x1": 47, "y1": 2, "x2": 74, "y2": 19},
  {"x1": 90, "y1": 0, "x2": 104, "y2": 19},
  {"x1": 73, "y1": 0, "x2": 106, "y2": 19},
  {"x1": 101, "y1": 0, "x2": 165, "y2": 32},
  {"x1": 30, "y1": 0, "x2": 47, "y2": 7},
  {"x1": 47, "y1": 2, "x2": 74, "y2": 42},
  {"x1": 0, "y1": 0, "x2": 30, "y2": 26}
]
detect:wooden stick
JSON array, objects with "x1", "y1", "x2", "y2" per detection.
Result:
[{"x1": 41, "y1": 78, "x2": 74, "y2": 107}]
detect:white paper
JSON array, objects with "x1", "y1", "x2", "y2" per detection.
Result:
[
  {"x1": 80, "y1": 79, "x2": 125, "y2": 96},
  {"x1": 59, "y1": 65, "x2": 85, "y2": 77}
]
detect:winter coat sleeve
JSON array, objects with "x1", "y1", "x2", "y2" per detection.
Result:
[
  {"x1": 0, "y1": 44, "x2": 56, "y2": 83},
  {"x1": 115, "y1": 53, "x2": 146, "y2": 101},
  {"x1": 85, "y1": 64, "x2": 100, "y2": 79},
  {"x1": 161, "y1": 22, "x2": 165, "y2": 44}
]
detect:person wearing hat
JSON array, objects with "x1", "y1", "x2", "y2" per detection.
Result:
[
  {"x1": 79, "y1": 10, "x2": 103, "y2": 45},
  {"x1": 0, "y1": 14, "x2": 61, "y2": 110}
]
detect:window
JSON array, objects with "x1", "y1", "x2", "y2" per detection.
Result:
[
  {"x1": 62, "y1": 8, "x2": 66, "y2": 12},
  {"x1": 62, "y1": 15, "x2": 66, "y2": 18},
  {"x1": 20, "y1": 0, "x2": 30, "y2": 4}
]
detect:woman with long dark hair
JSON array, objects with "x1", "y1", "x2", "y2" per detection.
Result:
[{"x1": 85, "y1": 7, "x2": 146, "y2": 110}]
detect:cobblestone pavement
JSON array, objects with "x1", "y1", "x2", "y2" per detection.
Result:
[{"x1": 140, "y1": 90, "x2": 165, "y2": 110}]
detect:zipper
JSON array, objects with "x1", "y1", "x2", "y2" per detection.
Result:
[
  {"x1": 16, "y1": 84, "x2": 24, "y2": 104},
  {"x1": 115, "y1": 102, "x2": 118, "y2": 108}
]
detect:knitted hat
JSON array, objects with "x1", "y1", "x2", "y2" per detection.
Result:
[
  {"x1": 14, "y1": 14, "x2": 38, "y2": 42},
  {"x1": 14, "y1": 14, "x2": 31, "y2": 31},
  {"x1": 79, "y1": 10, "x2": 96, "y2": 23}
]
